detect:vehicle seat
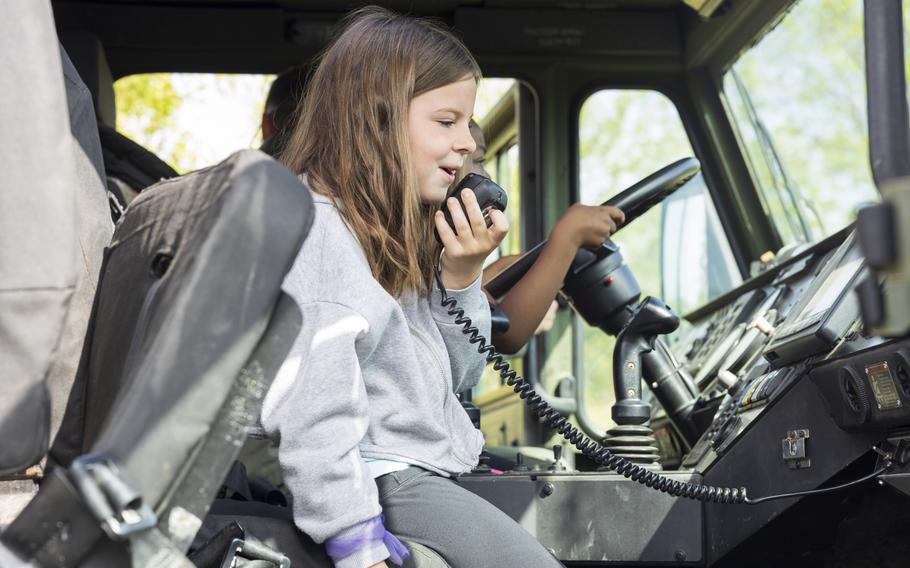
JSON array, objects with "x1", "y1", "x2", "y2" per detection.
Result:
[
  {"x1": 59, "y1": 31, "x2": 178, "y2": 211},
  {"x1": 195, "y1": 457, "x2": 454, "y2": 567},
  {"x1": 2, "y1": 149, "x2": 314, "y2": 567},
  {"x1": 40, "y1": 42, "x2": 119, "y2": 472},
  {"x1": 0, "y1": 8, "x2": 113, "y2": 526},
  {"x1": 0, "y1": 0, "x2": 80, "y2": 511}
]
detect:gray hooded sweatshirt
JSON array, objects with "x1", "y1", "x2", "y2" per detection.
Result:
[{"x1": 260, "y1": 187, "x2": 489, "y2": 557}]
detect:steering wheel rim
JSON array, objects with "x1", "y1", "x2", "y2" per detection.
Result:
[{"x1": 485, "y1": 157, "x2": 700, "y2": 299}]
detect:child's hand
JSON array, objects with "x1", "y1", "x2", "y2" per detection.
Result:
[
  {"x1": 435, "y1": 188, "x2": 509, "y2": 290},
  {"x1": 550, "y1": 204, "x2": 625, "y2": 251}
]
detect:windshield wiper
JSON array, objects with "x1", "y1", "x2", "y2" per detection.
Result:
[{"x1": 731, "y1": 70, "x2": 825, "y2": 242}]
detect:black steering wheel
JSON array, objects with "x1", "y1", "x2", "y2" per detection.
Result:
[{"x1": 485, "y1": 157, "x2": 700, "y2": 299}]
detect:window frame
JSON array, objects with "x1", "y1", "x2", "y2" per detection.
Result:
[
  {"x1": 569, "y1": 79, "x2": 751, "y2": 277},
  {"x1": 567, "y1": 79, "x2": 748, "y2": 434}
]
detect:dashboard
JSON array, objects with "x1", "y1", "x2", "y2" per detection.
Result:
[
  {"x1": 672, "y1": 230, "x2": 872, "y2": 469},
  {"x1": 664, "y1": 227, "x2": 909, "y2": 562},
  {"x1": 465, "y1": 226, "x2": 910, "y2": 565}
]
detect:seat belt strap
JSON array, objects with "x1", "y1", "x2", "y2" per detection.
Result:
[
  {"x1": 129, "y1": 525, "x2": 196, "y2": 568},
  {"x1": 2, "y1": 468, "x2": 104, "y2": 567},
  {"x1": 1, "y1": 458, "x2": 195, "y2": 568}
]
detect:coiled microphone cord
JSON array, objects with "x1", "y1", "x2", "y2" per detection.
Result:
[{"x1": 435, "y1": 268, "x2": 890, "y2": 505}]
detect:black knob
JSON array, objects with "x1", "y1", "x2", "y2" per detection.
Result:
[
  {"x1": 513, "y1": 452, "x2": 530, "y2": 472},
  {"x1": 472, "y1": 454, "x2": 492, "y2": 474},
  {"x1": 490, "y1": 303, "x2": 511, "y2": 334},
  {"x1": 856, "y1": 274, "x2": 884, "y2": 329},
  {"x1": 625, "y1": 296, "x2": 680, "y2": 337},
  {"x1": 461, "y1": 401, "x2": 481, "y2": 429}
]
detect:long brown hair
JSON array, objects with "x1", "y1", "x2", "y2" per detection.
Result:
[{"x1": 281, "y1": 7, "x2": 481, "y2": 297}]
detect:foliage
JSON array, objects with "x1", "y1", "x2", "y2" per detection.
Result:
[
  {"x1": 114, "y1": 73, "x2": 273, "y2": 173},
  {"x1": 114, "y1": 74, "x2": 191, "y2": 172},
  {"x1": 730, "y1": 0, "x2": 880, "y2": 241}
]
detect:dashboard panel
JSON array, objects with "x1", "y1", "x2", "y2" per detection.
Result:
[{"x1": 469, "y1": 226, "x2": 910, "y2": 565}]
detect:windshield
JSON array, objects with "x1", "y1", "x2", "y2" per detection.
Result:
[{"x1": 722, "y1": 0, "x2": 896, "y2": 245}]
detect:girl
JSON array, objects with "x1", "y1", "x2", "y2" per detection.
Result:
[{"x1": 264, "y1": 7, "x2": 564, "y2": 568}]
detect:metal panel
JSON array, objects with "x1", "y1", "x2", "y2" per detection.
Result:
[
  {"x1": 456, "y1": 8, "x2": 681, "y2": 57},
  {"x1": 702, "y1": 377, "x2": 881, "y2": 564},
  {"x1": 458, "y1": 471, "x2": 703, "y2": 563}
]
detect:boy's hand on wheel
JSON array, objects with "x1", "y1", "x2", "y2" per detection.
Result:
[{"x1": 551, "y1": 204, "x2": 625, "y2": 251}]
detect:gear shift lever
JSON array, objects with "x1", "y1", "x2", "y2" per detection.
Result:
[{"x1": 605, "y1": 297, "x2": 680, "y2": 466}]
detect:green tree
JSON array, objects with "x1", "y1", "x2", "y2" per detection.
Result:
[
  {"x1": 114, "y1": 73, "x2": 194, "y2": 172},
  {"x1": 731, "y1": 0, "x2": 878, "y2": 240},
  {"x1": 114, "y1": 73, "x2": 273, "y2": 173}
]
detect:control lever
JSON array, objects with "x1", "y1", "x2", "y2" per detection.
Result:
[
  {"x1": 513, "y1": 452, "x2": 530, "y2": 472},
  {"x1": 548, "y1": 445, "x2": 569, "y2": 472},
  {"x1": 605, "y1": 297, "x2": 679, "y2": 465},
  {"x1": 613, "y1": 297, "x2": 679, "y2": 426}
]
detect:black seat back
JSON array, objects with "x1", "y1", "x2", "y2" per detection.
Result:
[
  {"x1": 62, "y1": 148, "x2": 311, "y2": 466},
  {"x1": 4, "y1": 150, "x2": 313, "y2": 567},
  {"x1": 99, "y1": 125, "x2": 179, "y2": 196}
]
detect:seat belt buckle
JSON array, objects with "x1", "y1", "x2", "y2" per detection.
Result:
[
  {"x1": 69, "y1": 453, "x2": 158, "y2": 540},
  {"x1": 221, "y1": 537, "x2": 291, "y2": 568}
]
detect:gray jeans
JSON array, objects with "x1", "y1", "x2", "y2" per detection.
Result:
[{"x1": 377, "y1": 467, "x2": 564, "y2": 568}]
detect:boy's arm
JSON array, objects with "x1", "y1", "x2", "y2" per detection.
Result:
[
  {"x1": 486, "y1": 236, "x2": 578, "y2": 354},
  {"x1": 484, "y1": 204, "x2": 623, "y2": 354}
]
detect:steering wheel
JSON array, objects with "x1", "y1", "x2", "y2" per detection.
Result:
[{"x1": 485, "y1": 157, "x2": 700, "y2": 299}]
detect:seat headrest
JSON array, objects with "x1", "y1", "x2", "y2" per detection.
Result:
[{"x1": 59, "y1": 31, "x2": 116, "y2": 128}]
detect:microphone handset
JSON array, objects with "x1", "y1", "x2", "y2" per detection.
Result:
[{"x1": 435, "y1": 173, "x2": 508, "y2": 245}]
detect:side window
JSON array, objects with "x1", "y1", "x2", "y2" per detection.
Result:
[
  {"x1": 661, "y1": 174, "x2": 741, "y2": 314},
  {"x1": 493, "y1": 143, "x2": 522, "y2": 257},
  {"x1": 114, "y1": 73, "x2": 274, "y2": 172},
  {"x1": 471, "y1": 80, "x2": 526, "y2": 402},
  {"x1": 477, "y1": 81, "x2": 523, "y2": 262},
  {"x1": 575, "y1": 89, "x2": 739, "y2": 430}
]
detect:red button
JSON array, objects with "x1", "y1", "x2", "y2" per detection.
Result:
[{"x1": 603, "y1": 276, "x2": 613, "y2": 287}]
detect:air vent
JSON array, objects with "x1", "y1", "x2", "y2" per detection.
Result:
[
  {"x1": 840, "y1": 367, "x2": 870, "y2": 424},
  {"x1": 895, "y1": 349, "x2": 910, "y2": 400}
]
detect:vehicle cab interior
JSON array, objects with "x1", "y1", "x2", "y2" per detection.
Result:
[{"x1": 2, "y1": 0, "x2": 910, "y2": 567}]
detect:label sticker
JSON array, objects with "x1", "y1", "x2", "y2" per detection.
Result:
[{"x1": 865, "y1": 362, "x2": 902, "y2": 410}]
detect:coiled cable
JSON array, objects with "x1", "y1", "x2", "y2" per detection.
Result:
[{"x1": 436, "y1": 268, "x2": 889, "y2": 505}]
